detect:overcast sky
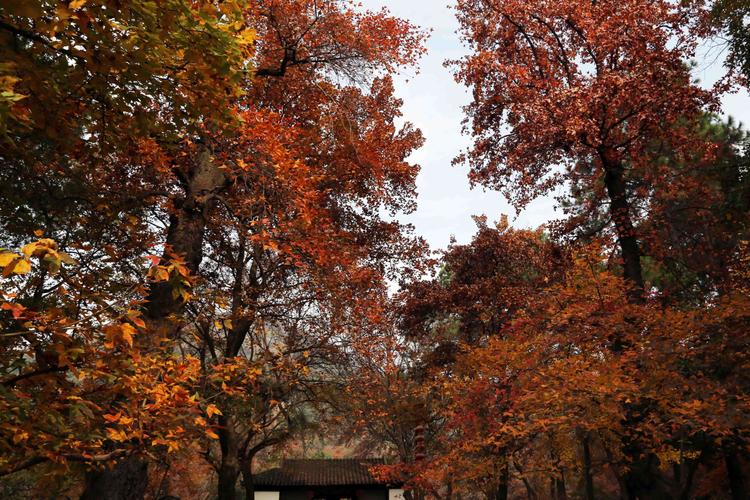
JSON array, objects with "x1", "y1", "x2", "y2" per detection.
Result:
[{"x1": 360, "y1": 0, "x2": 750, "y2": 251}]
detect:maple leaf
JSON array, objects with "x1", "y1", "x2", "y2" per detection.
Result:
[
  {"x1": 103, "y1": 412, "x2": 122, "y2": 423},
  {"x1": 120, "y1": 324, "x2": 136, "y2": 347},
  {"x1": 106, "y1": 428, "x2": 128, "y2": 442},
  {"x1": 206, "y1": 404, "x2": 222, "y2": 418}
]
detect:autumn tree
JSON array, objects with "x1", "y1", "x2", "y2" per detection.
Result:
[
  {"x1": 0, "y1": 1, "x2": 258, "y2": 496},
  {"x1": 0, "y1": 1, "x2": 427, "y2": 499},
  {"x1": 451, "y1": 0, "x2": 727, "y2": 496},
  {"x1": 390, "y1": 220, "x2": 565, "y2": 498},
  {"x1": 453, "y1": 0, "x2": 716, "y2": 299},
  {"x1": 404, "y1": 231, "x2": 749, "y2": 499}
]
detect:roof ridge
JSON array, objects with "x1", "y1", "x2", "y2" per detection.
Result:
[{"x1": 256, "y1": 457, "x2": 394, "y2": 487}]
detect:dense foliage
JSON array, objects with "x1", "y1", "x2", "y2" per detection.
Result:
[{"x1": 0, "y1": 0, "x2": 748, "y2": 499}]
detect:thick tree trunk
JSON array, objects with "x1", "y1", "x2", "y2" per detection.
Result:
[
  {"x1": 81, "y1": 147, "x2": 225, "y2": 500},
  {"x1": 618, "y1": 444, "x2": 670, "y2": 500},
  {"x1": 146, "y1": 147, "x2": 226, "y2": 333},
  {"x1": 218, "y1": 415, "x2": 242, "y2": 500},
  {"x1": 81, "y1": 456, "x2": 148, "y2": 500},
  {"x1": 725, "y1": 450, "x2": 748, "y2": 500}
]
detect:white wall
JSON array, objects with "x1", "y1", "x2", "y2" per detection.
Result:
[
  {"x1": 254, "y1": 492, "x2": 280, "y2": 500},
  {"x1": 388, "y1": 490, "x2": 405, "y2": 500}
]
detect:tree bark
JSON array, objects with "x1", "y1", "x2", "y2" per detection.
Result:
[
  {"x1": 600, "y1": 151, "x2": 644, "y2": 300},
  {"x1": 241, "y1": 457, "x2": 255, "y2": 500},
  {"x1": 600, "y1": 151, "x2": 671, "y2": 500},
  {"x1": 622, "y1": 452, "x2": 668, "y2": 500},
  {"x1": 80, "y1": 456, "x2": 148, "y2": 500},
  {"x1": 218, "y1": 415, "x2": 242, "y2": 500},
  {"x1": 580, "y1": 430, "x2": 595, "y2": 500},
  {"x1": 493, "y1": 459, "x2": 510, "y2": 500},
  {"x1": 146, "y1": 147, "x2": 226, "y2": 334},
  {"x1": 725, "y1": 450, "x2": 748, "y2": 500},
  {"x1": 554, "y1": 473, "x2": 567, "y2": 500}
]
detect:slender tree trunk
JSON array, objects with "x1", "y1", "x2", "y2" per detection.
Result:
[
  {"x1": 493, "y1": 459, "x2": 510, "y2": 500},
  {"x1": 241, "y1": 457, "x2": 255, "y2": 500},
  {"x1": 555, "y1": 472, "x2": 567, "y2": 500},
  {"x1": 601, "y1": 153, "x2": 644, "y2": 301},
  {"x1": 725, "y1": 450, "x2": 748, "y2": 500},
  {"x1": 601, "y1": 439, "x2": 629, "y2": 500},
  {"x1": 580, "y1": 430, "x2": 595, "y2": 500},
  {"x1": 513, "y1": 461, "x2": 536, "y2": 500},
  {"x1": 81, "y1": 147, "x2": 225, "y2": 500},
  {"x1": 600, "y1": 151, "x2": 670, "y2": 500},
  {"x1": 677, "y1": 458, "x2": 698, "y2": 500}
]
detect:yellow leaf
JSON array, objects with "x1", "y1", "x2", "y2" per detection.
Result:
[
  {"x1": 106, "y1": 427, "x2": 128, "y2": 442},
  {"x1": 206, "y1": 429, "x2": 220, "y2": 440},
  {"x1": 237, "y1": 28, "x2": 256, "y2": 46},
  {"x1": 0, "y1": 252, "x2": 19, "y2": 267},
  {"x1": 12, "y1": 259, "x2": 32, "y2": 275},
  {"x1": 12, "y1": 429, "x2": 28, "y2": 444},
  {"x1": 59, "y1": 252, "x2": 77, "y2": 265},
  {"x1": 21, "y1": 242, "x2": 39, "y2": 258},
  {"x1": 69, "y1": 0, "x2": 87, "y2": 9},
  {"x1": 206, "y1": 404, "x2": 222, "y2": 418},
  {"x1": 33, "y1": 229, "x2": 44, "y2": 237},
  {"x1": 120, "y1": 323, "x2": 136, "y2": 347}
]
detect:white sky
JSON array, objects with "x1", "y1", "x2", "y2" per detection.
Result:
[{"x1": 360, "y1": 0, "x2": 750, "y2": 251}]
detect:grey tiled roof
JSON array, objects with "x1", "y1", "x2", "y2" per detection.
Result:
[{"x1": 253, "y1": 458, "x2": 389, "y2": 487}]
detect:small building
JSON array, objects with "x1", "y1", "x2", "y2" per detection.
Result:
[{"x1": 252, "y1": 458, "x2": 405, "y2": 500}]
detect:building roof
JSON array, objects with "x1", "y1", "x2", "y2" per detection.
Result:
[{"x1": 253, "y1": 458, "x2": 394, "y2": 488}]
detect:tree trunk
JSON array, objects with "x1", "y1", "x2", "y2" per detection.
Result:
[
  {"x1": 146, "y1": 147, "x2": 226, "y2": 335},
  {"x1": 493, "y1": 459, "x2": 510, "y2": 500},
  {"x1": 600, "y1": 151, "x2": 644, "y2": 299},
  {"x1": 513, "y1": 460, "x2": 536, "y2": 500},
  {"x1": 725, "y1": 450, "x2": 747, "y2": 500},
  {"x1": 677, "y1": 458, "x2": 698, "y2": 500},
  {"x1": 622, "y1": 452, "x2": 667, "y2": 500},
  {"x1": 600, "y1": 152, "x2": 670, "y2": 500},
  {"x1": 81, "y1": 456, "x2": 148, "y2": 500},
  {"x1": 218, "y1": 415, "x2": 242, "y2": 500},
  {"x1": 580, "y1": 430, "x2": 595, "y2": 500},
  {"x1": 554, "y1": 472, "x2": 567, "y2": 500},
  {"x1": 241, "y1": 454, "x2": 255, "y2": 500},
  {"x1": 81, "y1": 146, "x2": 225, "y2": 500}
]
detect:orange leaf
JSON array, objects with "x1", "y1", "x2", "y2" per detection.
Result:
[{"x1": 206, "y1": 404, "x2": 223, "y2": 418}]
